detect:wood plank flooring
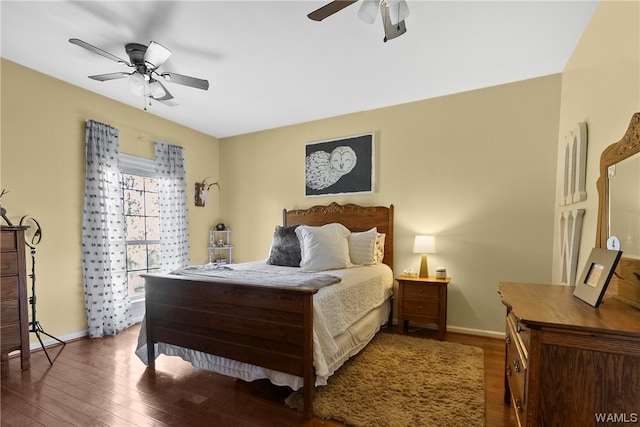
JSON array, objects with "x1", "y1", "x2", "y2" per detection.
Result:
[{"x1": 1, "y1": 324, "x2": 515, "y2": 426}]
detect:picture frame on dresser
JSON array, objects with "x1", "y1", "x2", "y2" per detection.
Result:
[{"x1": 573, "y1": 247, "x2": 623, "y2": 307}]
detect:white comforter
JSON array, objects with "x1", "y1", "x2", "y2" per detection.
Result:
[{"x1": 135, "y1": 261, "x2": 394, "y2": 388}]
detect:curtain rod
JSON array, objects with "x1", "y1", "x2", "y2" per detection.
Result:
[{"x1": 85, "y1": 118, "x2": 161, "y2": 144}]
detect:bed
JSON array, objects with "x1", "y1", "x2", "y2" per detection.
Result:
[{"x1": 135, "y1": 202, "x2": 395, "y2": 420}]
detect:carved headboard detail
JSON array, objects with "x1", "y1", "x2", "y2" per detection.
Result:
[{"x1": 283, "y1": 202, "x2": 394, "y2": 269}]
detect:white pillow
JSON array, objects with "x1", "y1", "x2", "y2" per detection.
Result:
[
  {"x1": 295, "y1": 223, "x2": 352, "y2": 272},
  {"x1": 349, "y1": 228, "x2": 378, "y2": 265}
]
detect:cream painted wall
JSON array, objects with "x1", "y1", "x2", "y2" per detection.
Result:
[
  {"x1": 3, "y1": 0, "x2": 635, "y2": 341},
  {"x1": 552, "y1": 1, "x2": 640, "y2": 284},
  {"x1": 220, "y1": 75, "x2": 562, "y2": 335},
  {"x1": 0, "y1": 59, "x2": 220, "y2": 342}
]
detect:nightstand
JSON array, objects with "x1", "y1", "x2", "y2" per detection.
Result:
[{"x1": 396, "y1": 275, "x2": 451, "y2": 340}]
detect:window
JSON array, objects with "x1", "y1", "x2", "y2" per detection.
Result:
[{"x1": 120, "y1": 154, "x2": 160, "y2": 300}]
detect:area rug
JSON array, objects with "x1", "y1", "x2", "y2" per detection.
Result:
[{"x1": 286, "y1": 333, "x2": 485, "y2": 426}]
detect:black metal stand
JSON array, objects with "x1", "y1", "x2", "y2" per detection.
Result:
[{"x1": 27, "y1": 245, "x2": 65, "y2": 365}]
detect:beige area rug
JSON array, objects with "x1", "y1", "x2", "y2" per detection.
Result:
[{"x1": 286, "y1": 333, "x2": 485, "y2": 426}]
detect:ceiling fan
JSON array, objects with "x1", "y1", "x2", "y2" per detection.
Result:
[
  {"x1": 308, "y1": 0, "x2": 410, "y2": 42},
  {"x1": 69, "y1": 38, "x2": 209, "y2": 106}
]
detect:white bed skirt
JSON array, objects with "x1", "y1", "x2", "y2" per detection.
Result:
[{"x1": 135, "y1": 298, "x2": 391, "y2": 390}]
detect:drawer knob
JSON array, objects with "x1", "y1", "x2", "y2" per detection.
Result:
[
  {"x1": 505, "y1": 334, "x2": 512, "y2": 344},
  {"x1": 506, "y1": 366, "x2": 512, "y2": 376},
  {"x1": 513, "y1": 359, "x2": 521, "y2": 373},
  {"x1": 516, "y1": 398, "x2": 524, "y2": 412}
]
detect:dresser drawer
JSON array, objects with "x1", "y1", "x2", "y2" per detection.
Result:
[
  {"x1": 1, "y1": 252, "x2": 18, "y2": 276},
  {"x1": 1, "y1": 276, "x2": 20, "y2": 300},
  {"x1": 1, "y1": 231, "x2": 18, "y2": 252},
  {"x1": 403, "y1": 282, "x2": 440, "y2": 299},
  {"x1": 1, "y1": 321, "x2": 22, "y2": 352},
  {"x1": 506, "y1": 316, "x2": 528, "y2": 425},
  {"x1": 404, "y1": 299, "x2": 439, "y2": 317},
  {"x1": 1, "y1": 298, "x2": 19, "y2": 323},
  {"x1": 508, "y1": 311, "x2": 530, "y2": 358}
]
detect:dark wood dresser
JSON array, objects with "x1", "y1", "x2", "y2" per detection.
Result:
[
  {"x1": 1, "y1": 226, "x2": 30, "y2": 371},
  {"x1": 499, "y1": 282, "x2": 640, "y2": 427}
]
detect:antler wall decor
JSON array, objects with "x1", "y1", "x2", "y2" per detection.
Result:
[{"x1": 194, "y1": 178, "x2": 220, "y2": 207}]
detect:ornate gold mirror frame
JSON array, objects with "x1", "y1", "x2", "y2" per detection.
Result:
[{"x1": 596, "y1": 112, "x2": 640, "y2": 305}]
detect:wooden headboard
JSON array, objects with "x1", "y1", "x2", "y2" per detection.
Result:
[{"x1": 283, "y1": 202, "x2": 394, "y2": 269}]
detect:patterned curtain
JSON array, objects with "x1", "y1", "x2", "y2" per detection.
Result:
[
  {"x1": 155, "y1": 141, "x2": 190, "y2": 271},
  {"x1": 82, "y1": 120, "x2": 132, "y2": 338}
]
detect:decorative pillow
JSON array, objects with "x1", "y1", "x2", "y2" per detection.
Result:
[
  {"x1": 266, "y1": 225, "x2": 301, "y2": 267},
  {"x1": 373, "y1": 232, "x2": 386, "y2": 264},
  {"x1": 349, "y1": 228, "x2": 378, "y2": 265},
  {"x1": 295, "y1": 223, "x2": 352, "y2": 272}
]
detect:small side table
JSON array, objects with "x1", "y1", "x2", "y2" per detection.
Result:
[{"x1": 396, "y1": 275, "x2": 451, "y2": 340}]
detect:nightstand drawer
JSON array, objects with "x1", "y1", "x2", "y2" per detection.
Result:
[
  {"x1": 404, "y1": 282, "x2": 439, "y2": 299},
  {"x1": 404, "y1": 299, "x2": 439, "y2": 317}
]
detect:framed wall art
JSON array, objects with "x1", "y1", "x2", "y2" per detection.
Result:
[
  {"x1": 304, "y1": 133, "x2": 374, "y2": 197},
  {"x1": 573, "y1": 247, "x2": 623, "y2": 307}
]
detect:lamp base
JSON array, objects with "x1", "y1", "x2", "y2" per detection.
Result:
[{"x1": 419, "y1": 254, "x2": 429, "y2": 278}]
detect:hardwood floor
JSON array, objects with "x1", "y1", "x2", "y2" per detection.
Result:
[{"x1": 1, "y1": 324, "x2": 515, "y2": 426}]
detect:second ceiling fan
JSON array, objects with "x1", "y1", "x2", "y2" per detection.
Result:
[{"x1": 308, "y1": 0, "x2": 410, "y2": 42}]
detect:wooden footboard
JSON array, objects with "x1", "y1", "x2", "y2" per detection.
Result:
[
  {"x1": 143, "y1": 274, "x2": 316, "y2": 420},
  {"x1": 143, "y1": 202, "x2": 395, "y2": 421}
]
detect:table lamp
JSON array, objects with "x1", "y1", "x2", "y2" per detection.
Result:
[{"x1": 413, "y1": 235, "x2": 436, "y2": 278}]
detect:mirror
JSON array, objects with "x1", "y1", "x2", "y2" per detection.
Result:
[
  {"x1": 596, "y1": 112, "x2": 640, "y2": 306},
  {"x1": 609, "y1": 154, "x2": 640, "y2": 258}
]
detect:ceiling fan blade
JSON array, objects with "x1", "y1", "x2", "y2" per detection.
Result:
[
  {"x1": 69, "y1": 38, "x2": 131, "y2": 66},
  {"x1": 89, "y1": 72, "x2": 131, "y2": 82},
  {"x1": 160, "y1": 72, "x2": 209, "y2": 91},
  {"x1": 144, "y1": 41, "x2": 172, "y2": 69},
  {"x1": 308, "y1": 0, "x2": 359, "y2": 21}
]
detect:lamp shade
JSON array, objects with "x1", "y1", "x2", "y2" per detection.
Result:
[
  {"x1": 129, "y1": 72, "x2": 146, "y2": 96},
  {"x1": 413, "y1": 235, "x2": 436, "y2": 254},
  {"x1": 358, "y1": 0, "x2": 380, "y2": 24},
  {"x1": 149, "y1": 80, "x2": 167, "y2": 98},
  {"x1": 144, "y1": 41, "x2": 172, "y2": 69}
]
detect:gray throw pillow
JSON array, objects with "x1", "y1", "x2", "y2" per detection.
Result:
[{"x1": 266, "y1": 225, "x2": 301, "y2": 267}]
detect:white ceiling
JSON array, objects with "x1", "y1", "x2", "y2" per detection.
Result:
[{"x1": 1, "y1": 1, "x2": 598, "y2": 138}]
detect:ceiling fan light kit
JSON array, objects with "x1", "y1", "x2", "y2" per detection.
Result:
[
  {"x1": 143, "y1": 41, "x2": 171, "y2": 69},
  {"x1": 69, "y1": 38, "x2": 209, "y2": 107},
  {"x1": 309, "y1": 0, "x2": 409, "y2": 42}
]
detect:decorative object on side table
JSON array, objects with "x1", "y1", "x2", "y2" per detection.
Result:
[
  {"x1": 413, "y1": 235, "x2": 436, "y2": 278},
  {"x1": 396, "y1": 274, "x2": 451, "y2": 340},
  {"x1": 573, "y1": 247, "x2": 623, "y2": 307},
  {"x1": 208, "y1": 227, "x2": 232, "y2": 267}
]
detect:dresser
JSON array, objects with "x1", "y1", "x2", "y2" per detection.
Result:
[
  {"x1": 1, "y1": 226, "x2": 30, "y2": 371},
  {"x1": 499, "y1": 282, "x2": 640, "y2": 427},
  {"x1": 396, "y1": 275, "x2": 450, "y2": 340}
]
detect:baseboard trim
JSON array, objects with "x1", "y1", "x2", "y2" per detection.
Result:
[
  {"x1": 28, "y1": 303, "x2": 146, "y2": 351},
  {"x1": 447, "y1": 325, "x2": 505, "y2": 339}
]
